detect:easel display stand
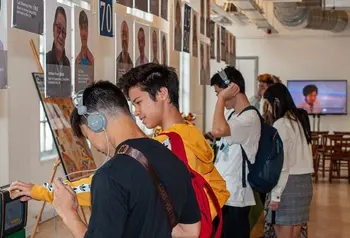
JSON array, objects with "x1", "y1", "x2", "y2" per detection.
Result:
[{"x1": 29, "y1": 40, "x2": 89, "y2": 238}]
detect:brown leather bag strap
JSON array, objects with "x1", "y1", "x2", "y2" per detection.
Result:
[{"x1": 116, "y1": 144, "x2": 176, "y2": 229}]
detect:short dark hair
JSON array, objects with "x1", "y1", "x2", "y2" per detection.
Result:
[
  {"x1": 54, "y1": 7, "x2": 67, "y2": 26},
  {"x1": 210, "y1": 66, "x2": 245, "y2": 93},
  {"x1": 303, "y1": 84, "x2": 318, "y2": 96},
  {"x1": 117, "y1": 63, "x2": 179, "y2": 109},
  {"x1": 79, "y1": 10, "x2": 88, "y2": 27},
  {"x1": 70, "y1": 81, "x2": 130, "y2": 137}
]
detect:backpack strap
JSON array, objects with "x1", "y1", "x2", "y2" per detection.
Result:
[
  {"x1": 160, "y1": 132, "x2": 189, "y2": 167},
  {"x1": 116, "y1": 144, "x2": 176, "y2": 229},
  {"x1": 160, "y1": 131, "x2": 223, "y2": 238}
]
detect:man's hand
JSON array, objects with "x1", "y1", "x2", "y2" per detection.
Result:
[
  {"x1": 9, "y1": 181, "x2": 34, "y2": 202},
  {"x1": 269, "y1": 201, "x2": 280, "y2": 211},
  {"x1": 52, "y1": 178, "x2": 78, "y2": 222},
  {"x1": 218, "y1": 83, "x2": 240, "y2": 101}
]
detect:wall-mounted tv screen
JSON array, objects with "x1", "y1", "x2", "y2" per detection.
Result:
[{"x1": 287, "y1": 80, "x2": 348, "y2": 115}]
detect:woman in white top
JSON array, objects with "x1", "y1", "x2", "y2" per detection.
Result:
[{"x1": 262, "y1": 83, "x2": 314, "y2": 238}]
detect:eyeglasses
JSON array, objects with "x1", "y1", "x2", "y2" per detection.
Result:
[{"x1": 55, "y1": 24, "x2": 67, "y2": 37}]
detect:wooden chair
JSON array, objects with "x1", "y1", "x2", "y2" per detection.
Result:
[
  {"x1": 311, "y1": 135, "x2": 320, "y2": 182},
  {"x1": 328, "y1": 136, "x2": 350, "y2": 183}
]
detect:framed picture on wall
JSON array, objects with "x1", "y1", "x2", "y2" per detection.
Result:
[
  {"x1": 174, "y1": 0, "x2": 182, "y2": 52},
  {"x1": 135, "y1": 22, "x2": 150, "y2": 66},
  {"x1": 161, "y1": 0, "x2": 168, "y2": 20},
  {"x1": 216, "y1": 25, "x2": 220, "y2": 63},
  {"x1": 221, "y1": 26, "x2": 225, "y2": 62},
  {"x1": 210, "y1": 20, "x2": 215, "y2": 59},
  {"x1": 74, "y1": 7, "x2": 94, "y2": 93},
  {"x1": 45, "y1": 3, "x2": 72, "y2": 98},
  {"x1": 161, "y1": 32, "x2": 168, "y2": 65},
  {"x1": 117, "y1": 0, "x2": 133, "y2": 8},
  {"x1": 150, "y1": 0, "x2": 159, "y2": 16},
  {"x1": 200, "y1": 42, "x2": 206, "y2": 85},
  {"x1": 206, "y1": 0, "x2": 210, "y2": 38},
  {"x1": 200, "y1": 0, "x2": 204, "y2": 35},
  {"x1": 116, "y1": 16, "x2": 134, "y2": 82},
  {"x1": 183, "y1": 4, "x2": 191, "y2": 53},
  {"x1": 192, "y1": 10, "x2": 198, "y2": 57},
  {"x1": 0, "y1": 0, "x2": 8, "y2": 89},
  {"x1": 150, "y1": 28, "x2": 160, "y2": 64}
]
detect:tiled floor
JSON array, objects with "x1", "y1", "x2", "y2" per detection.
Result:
[{"x1": 31, "y1": 178, "x2": 350, "y2": 238}]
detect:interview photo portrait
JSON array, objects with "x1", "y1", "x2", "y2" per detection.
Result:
[
  {"x1": 135, "y1": 23, "x2": 150, "y2": 67},
  {"x1": 0, "y1": 0, "x2": 8, "y2": 89},
  {"x1": 45, "y1": 4, "x2": 72, "y2": 98},
  {"x1": 116, "y1": 18, "x2": 134, "y2": 82},
  {"x1": 151, "y1": 28, "x2": 160, "y2": 64},
  {"x1": 161, "y1": 32, "x2": 168, "y2": 65},
  {"x1": 75, "y1": 8, "x2": 94, "y2": 92}
]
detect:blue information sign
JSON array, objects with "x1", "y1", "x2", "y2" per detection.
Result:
[{"x1": 99, "y1": 0, "x2": 113, "y2": 37}]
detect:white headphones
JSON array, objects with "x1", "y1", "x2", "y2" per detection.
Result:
[{"x1": 218, "y1": 69, "x2": 230, "y2": 87}]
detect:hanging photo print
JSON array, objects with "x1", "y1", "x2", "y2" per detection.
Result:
[
  {"x1": 192, "y1": 10, "x2": 198, "y2": 57},
  {"x1": 206, "y1": 43, "x2": 210, "y2": 84},
  {"x1": 226, "y1": 33, "x2": 231, "y2": 65},
  {"x1": 206, "y1": 0, "x2": 210, "y2": 38},
  {"x1": 117, "y1": 0, "x2": 132, "y2": 8},
  {"x1": 116, "y1": 16, "x2": 134, "y2": 82},
  {"x1": 161, "y1": 0, "x2": 168, "y2": 20},
  {"x1": 12, "y1": 0, "x2": 44, "y2": 35},
  {"x1": 151, "y1": 28, "x2": 160, "y2": 64},
  {"x1": 75, "y1": 7, "x2": 94, "y2": 93},
  {"x1": 225, "y1": 31, "x2": 229, "y2": 63},
  {"x1": 210, "y1": 20, "x2": 215, "y2": 59},
  {"x1": 0, "y1": 0, "x2": 7, "y2": 89},
  {"x1": 150, "y1": 0, "x2": 159, "y2": 16},
  {"x1": 161, "y1": 32, "x2": 168, "y2": 65},
  {"x1": 135, "y1": 23, "x2": 150, "y2": 66},
  {"x1": 200, "y1": 42, "x2": 206, "y2": 85},
  {"x1": 232, "y1": 34, "x2": 236, "y2": 66},
  {"x1": 174, "y1": 0, "x2": 182, "y2": 52},
  {"x1": 221, "y1": 26, "x2": 225, "y2": 62},
  {"x1": 135, "y1": 0, "x2": 148, "y2": 12},
  {"x1": 183, "y1": 4, "x2": 191, "y2": 53},
  {"x1": 200, "y1": 0, "x2": 204, "y2": 35},
  {"x1": 216, "y1": 25, "x2": 220, "y2": 63},
  {"x1": 45, "y1": 3, "x2": 72, "y2": 98}
]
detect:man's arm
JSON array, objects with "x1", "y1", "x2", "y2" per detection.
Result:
[
  {"x1": 212, "y1": 96, "x2": 231, "y2": 138},
  {"x1": 9, "y1": 175, "x2": 93, "y2": 206}
]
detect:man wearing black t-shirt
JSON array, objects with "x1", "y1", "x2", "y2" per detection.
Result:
[{"x1": 51, "y1": 81, "x2": 201, "y2": 238}]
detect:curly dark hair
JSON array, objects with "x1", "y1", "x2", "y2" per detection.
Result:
[
  {"x1": 117, "y1": 63, "x2": 180, "y2": 109},
  {"x1": 303, "y1": 84, "x2": 318, "y2": 96}
]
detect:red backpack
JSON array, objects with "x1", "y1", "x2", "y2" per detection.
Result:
[{"x1": 160, "y1": 132, "x2": 223, "y2": 238}]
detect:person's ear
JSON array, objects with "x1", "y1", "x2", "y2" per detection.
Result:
[{"x1": 157, "y1": 87, "x2": 169, "y2": 101}]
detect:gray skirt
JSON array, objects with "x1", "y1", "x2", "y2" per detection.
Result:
[{"x1": 266, "y1": 174, "x2": 313, "y2": 226}]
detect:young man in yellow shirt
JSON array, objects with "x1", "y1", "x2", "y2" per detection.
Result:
[
  {"x1": 10, "y1": 63, "x2": 229, "y2": 222},
  {"x1": 118, "y1": 63, "x2": 230, "y2": 219}
]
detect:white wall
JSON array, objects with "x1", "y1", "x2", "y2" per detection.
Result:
[
  {"x1": 0, "y1": 0, "x2": 173, "y2": 236},
  {"x1": 205, "y1": 24, "x2": 350, "y2": 132}
]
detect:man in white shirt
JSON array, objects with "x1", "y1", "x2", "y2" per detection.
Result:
[{"x1": 211, "y1": 66, "x2": 261, "y2": 238}]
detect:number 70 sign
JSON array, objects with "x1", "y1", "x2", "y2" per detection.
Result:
[{"x1": 99, "y1": 0, "x2": 113, "y2": 37}]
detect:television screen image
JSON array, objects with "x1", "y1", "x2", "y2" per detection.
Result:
[{"x1": 287, "y1": 80, "x2": 348, "y2": 115}]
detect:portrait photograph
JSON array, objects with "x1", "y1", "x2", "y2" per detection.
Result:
[
  {"x1": 206, "y1": 0, "x2": 210, "y2": 38},
  {"x1": 210, "y1": 20, "x2": 215, "y2": 59},
  {"x1": 200, "y1": 0, "x2": 204, "y2": 35},
  {"x1": 74, "y1": 7, "x2": 94, "y2": 92},
  {"x1": 200, "y1": 42, "x2": 206, "y2": 85},
  {"x1": 150, "y1": 0, "x2": 160, "y2": 16},
  {"x1": 161, "y1": 32, "x2": 168, "y2": 65},
  {"x1": 192, "y1": 11, "x2": 198, "y2": 57},
  {"x1": 151, "y1": 28, "x2": 160, "y2": 64},
  {"x1": 216, "y1": 25, "x2": 220, "y2": 63},
  {"x1": 174, "y1": 0, "x2": 182, "y2": 52},
  {"x1": 161, "y1": 0, "x2": 168, "y2": 20},
  {"x1": 135, "y1": 23, "x2": 150, "y2": 67},
  {"x1": 45, "y1": 3, "x2": 72, "y2": 98},
  {"x1": 0, "y1": 0, "x2": 8, "y2": 89},
  {"x1": 183, "y1": 4, "x2": 191, "y2": 53},
  {"x1": 116, "y1": 16, "x2": 134, "y2": 82}
]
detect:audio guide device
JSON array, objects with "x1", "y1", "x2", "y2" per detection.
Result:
[{"x1": 0, "y1": 185, "x2": 27, "y2": 238}]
